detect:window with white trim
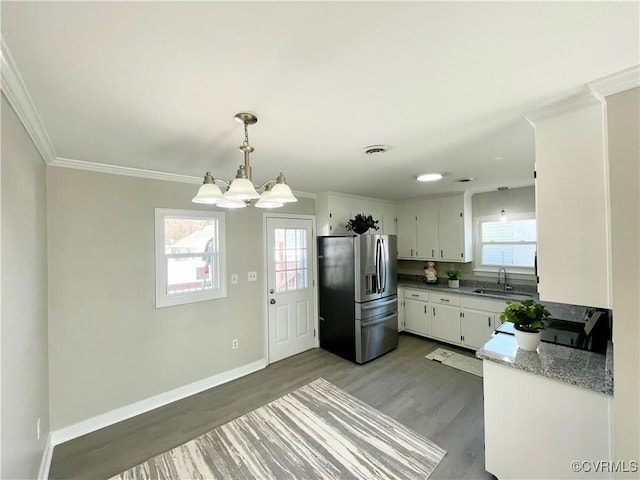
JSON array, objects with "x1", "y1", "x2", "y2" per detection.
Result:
[
  {"x1": 155, "y1": 209, "x2": 226, "y2": 307},
  {"x1": 479, "y1": 215, "x2": 537, "y2": 269}
]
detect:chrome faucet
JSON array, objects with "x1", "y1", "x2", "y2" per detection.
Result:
[{"x1": 497, "y1": 267, "x2": 508, "y2": 291}]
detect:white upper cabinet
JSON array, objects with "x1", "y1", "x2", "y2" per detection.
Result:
[
  {"x1": 316, "y1": 192, "x2": 397, "y2": 236},
  {"x1": 438, "y1": 194, "x2": 473, "y2": 262},
  {"x1": 396, "y1": 193, "x2": 473, "y2": 262},
  {"x1": 527, "y1": 93, "x2": 611, "y2": 308}
]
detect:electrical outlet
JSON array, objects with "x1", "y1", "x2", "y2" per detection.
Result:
[
  {"x1": 231, "y1": 273, "x2": 238, "y2": 284},
  {"x1": 248, "y1": 271, "x2": 257, "y2": 282},
  {"x1": 232, "y1": 339, "x2": 239, "y2": 349},
  {"x1": 36, "y1": 418, "x2": 41, "y2": 440}
]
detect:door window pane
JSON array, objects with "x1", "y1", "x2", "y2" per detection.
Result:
[{"x1": 274, "y1": 228, "x2": 308, "y2": 293}]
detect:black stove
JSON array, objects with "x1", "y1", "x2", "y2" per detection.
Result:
[{"x1": 496, "y1": 312, "x2": 610, "y2": 354}]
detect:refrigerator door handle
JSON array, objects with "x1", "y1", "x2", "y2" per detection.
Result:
[
  {"x1": 382, "y1": 238, "x2": 389, "y2": 292},
  {"x1": 360, "y1": 297, "x2": 398, "y2": 310},
  {"x1": 375, "y1": 237, "x2": 382, "y2": 294},
  {"x1": 380, "y1": 236, "x2": 386, "y2": 293},
  {"x1": 361, "y1": 312, "x2": 397, "y2": 328}
]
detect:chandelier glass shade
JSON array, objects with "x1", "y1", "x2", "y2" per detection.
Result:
[{"x1": 192, "y1": 112, "x2": 297, "y2": 208}]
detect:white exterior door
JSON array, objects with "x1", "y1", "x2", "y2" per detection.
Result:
[{"x1": 266, "y1": 217, "x2": 316, "y2": 363}]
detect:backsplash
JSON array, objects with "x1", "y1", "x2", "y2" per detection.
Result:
[
  {"x1": 398, "y1": 273, "x2": 538, "y2": 294},
  {"x1": 397, "y1": 273, "x2": 596, "y2": 323}
]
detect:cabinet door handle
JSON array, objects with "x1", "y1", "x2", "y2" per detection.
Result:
[
  {"x1": 432, "y1": 307, "x2": 436, "y2": 316},
  {"x1": 411, "y1": 248, "x2": 414, "y2": 257},
  {"x1": 488, "y1": 317, "x2": 491, "y2": 327},
  {"x1": 439, "y1": 298, "x2": 450, "y2": 302},
  {"x1": 440, "y1": 250, "x2": 443, "y2": 258},
  {"x1": 432, "y1": 249, "x2": 435, "y2": 257},
  {"x1": 424, "y1": 305, "x2": 427, "y2": 314},
  {"x1": 411, "y1": 294, "x2": 419, "y2": 298}
]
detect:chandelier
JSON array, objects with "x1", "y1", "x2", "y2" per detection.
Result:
[{"x1": 192, "y1": 112, "x2": 297, "y2": 208}]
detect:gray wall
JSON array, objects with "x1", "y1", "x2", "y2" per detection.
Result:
[
  {"x1": 1, "y1": 94, "x2": 50, "y2": 478},
  {"x1": 398, "y1": 186, "x2": 536, "y2": 285},
  {"x1": 607, "y1": 87, "x2": 639, "y2": 474},
  {"x1": 47, "y1": 167, "x2": 314, "y2": 429}
]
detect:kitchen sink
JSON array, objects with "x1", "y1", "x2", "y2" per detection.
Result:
[{"x1": 472, "y1": 288, "x2": 533, "y2": 300}]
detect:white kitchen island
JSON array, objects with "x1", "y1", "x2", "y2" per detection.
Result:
[{"x1": 477, "y1": 333, "x2": 614, "y2": 479}]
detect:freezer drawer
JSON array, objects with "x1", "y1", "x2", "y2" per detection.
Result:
[
  {"x1": 355, "y1": 312, "x2": 398, "y2": 364},
  {"x1": 356, "y1": 295, "x2": 398, "y2": 321}
]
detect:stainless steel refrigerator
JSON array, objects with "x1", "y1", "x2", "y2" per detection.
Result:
[{"x1": 317, "y1": 234, "x2": 398, "y2": 364}]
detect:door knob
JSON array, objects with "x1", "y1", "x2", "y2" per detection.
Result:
[
  {"x1": 269, "y1": 288, "x2": 275, "y2": 294},
  {"x1": 270, "y1": 299, "x2": 276, "y2": 304}
]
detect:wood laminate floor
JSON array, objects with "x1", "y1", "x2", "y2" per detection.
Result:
[{"x1": 49, "y1": 334, "x2": 495, "y2": 480}]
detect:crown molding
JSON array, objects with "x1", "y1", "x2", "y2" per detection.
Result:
[
  {"x1": 588, "y1": 65, "x2": 640, "y2": 98},
  {"x1": 524, "y1": 87, "x2": 603, "y2": 126},
  {"x1": 51, "y1": 157, "x2": 317, "y2": 199},
  {"x1": 1, "y1": 37, "x2": 57, "y2": 164},
  {"x1": 317, "y1": 190, "x2": 394, "y2": 204},
  {"x1": 1, "y1": 36, "x2": 314, "y2": 198},
  {"x1": 291, "y1": 190, "x2": 316, "y2": 199},
  {"x1": 51, "y1": 157, "x2": 203, "y2": 184}
]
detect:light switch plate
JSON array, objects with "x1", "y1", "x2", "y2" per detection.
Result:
[
  {"x1": 231, "y1": 273, "x2": 239, "y2": 284},
  {"x1": 248, "y1": 271, "x2": 257, "y2": 282}
]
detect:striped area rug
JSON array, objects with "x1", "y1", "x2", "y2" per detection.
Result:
[{"x1": 111, "y1": 378, "x2": 446, "y2": 479}]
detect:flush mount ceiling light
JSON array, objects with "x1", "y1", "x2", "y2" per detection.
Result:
[
  {"x1": 192, "y1": 113, "x2": 297, "y2": 209},
  {"x1": 416, "y1": 173, "x2": 443, "y2": 182}
]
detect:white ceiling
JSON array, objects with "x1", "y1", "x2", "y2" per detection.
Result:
[{"x1": 2, "y1": 1, "x2": 638, "y2": 200}]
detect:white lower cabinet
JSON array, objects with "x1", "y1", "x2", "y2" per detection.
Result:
[
  {"x1": 401, "y1": 288, "x2": 507, "y2": 350},
  {"x1": 403, "y1": 290, "x2": 431, "y2": 336},
  {"x1": 460, "y1": 310, "x2": 495, "y2": 349},
  {"x1": 461, "y1": 296, "x2": 507, "y2": 349},
  {"x1": 431, "y1": 304, "x2": 461, "y2": 344},
  {"x1": 431, "y1": 293, "x2": 462, "y2": 345},
  {"x1": 484, "y1": 361, "x2": 611, "y2": 479}
]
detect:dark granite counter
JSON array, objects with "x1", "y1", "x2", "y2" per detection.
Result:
[
  {"x1": 476, "y1": 332, "x2": 612, "y2": 395},
  {"x1": 398, "y1": 279, "x2": 534, "y2": 302},
  {"x1": 398, "y1": 276, "x2": 591, "y2": 323}
]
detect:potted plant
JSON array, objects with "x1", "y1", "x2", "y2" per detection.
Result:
[
  {"x1": 499, "y1": 299, "x2": 551, "y2": 351},
  {"x1": 446, "y1": 269, "x2": 460, "y2": 289},
  {"x1": 345, "y1": 213, "x2": 379, "y2": 234}
]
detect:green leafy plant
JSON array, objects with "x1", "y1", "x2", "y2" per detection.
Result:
[
  {"x1": 446, "y1": 269, "x2": 460, "y2": 280},
  {"x1": 345, "y1": 213, "x2": 379, "y2": 234},
  {"x1": 500, "y1": 299, "x2": 551, "y2": 332}
]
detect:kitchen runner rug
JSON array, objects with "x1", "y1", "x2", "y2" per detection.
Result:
[
  {"x1": 110, "y1": 377, "x2": 446, "y2": 480},
  {"x1": 425, "y1": 348, "x2": 483, "y2": 377}
]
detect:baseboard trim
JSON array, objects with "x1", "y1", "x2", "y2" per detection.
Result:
[
  {"x1": 49, "y1": 359, "x2": 267, "y2": 447},
  {"x1": 38, "y1": 433, "x2": 54, "y2": 480}
]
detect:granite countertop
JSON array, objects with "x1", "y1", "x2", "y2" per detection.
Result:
[
  {"x1": 398, "y1": 278, "x2": 537, "y2": 302},
  {"x1": 476, "y1": 333, "x2": 613, "y2": 395},
  {"x1": 398, "y1": 277, "x2": 591, "y2": 323}
]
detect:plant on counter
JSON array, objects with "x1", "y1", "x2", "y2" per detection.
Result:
[
  {"x1": 345, "y1": 213, "x2": 379, "y2": 234},
  {"x1": 446, "y1": 269, "x2": 460, "y2": 280},
  {"x1": 500, "y1": 299, "x2": 551, "y2": 333}
]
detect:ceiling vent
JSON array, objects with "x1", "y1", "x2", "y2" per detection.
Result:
[
  {"x1": 362, "y1": 145, "x2": 390, "y2": 155},
  {"x1": 455, "y1": 177, "x2": 475, "y2": 183}
]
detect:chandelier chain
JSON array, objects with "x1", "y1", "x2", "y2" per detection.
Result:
[{"x1": 244, "y1": 123, "x2": 250, "y2": 146}]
